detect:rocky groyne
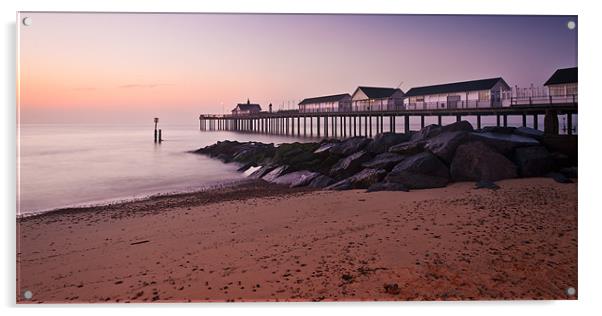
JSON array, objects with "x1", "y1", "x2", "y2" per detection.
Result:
[{"x1": 194, "y1": 121, "x2": 577, "y2": 192}]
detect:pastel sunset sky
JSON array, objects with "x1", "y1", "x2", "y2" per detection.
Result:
[{"x1": 18, "y1": 13, "x2": 577, "y2": 124}]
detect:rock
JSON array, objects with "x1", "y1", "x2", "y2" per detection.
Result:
[
  {"x1": 314, "y1": 142, "x2": 339, "y2": 154},
  {"x1": 410, "y1": 124, "x2": 442, "y2": 142},
  {"x1": 480, "y1": 126, "x2": 516, "y2": 134},
  {"x1": 560, "y1": 166, "x2": 578, "y2": 178},
  {"x1": 385, "y1": 152, "x2": 449, "y2": 189},
  {"x1": 366, "y1": 132, "x2": 411, "y2": 154},
  {"x1": 546, "y1": 172, "x2": 573, "y2": 184},
  {"x1": 440, "y1": 120, "x2": 474, "y2": 133},
  {"x1": 330, "y1": 151, "x2": 372, "y2": 179},
  {"x1": 270, "y1": 170, "x2": 320, "y2": 187},
  {"x1": 195, "y1": 141, "x2": 275, "y2": 164},
  {"x1": 325, "y1": 179, "x2": 353, "y2": 191},
  {"x1": 249, "y1": 165, "x2": 277, "y2": 179},
  {"x1": 424, "y1": 131, "x2": 470, "y2": 163},
  {"x1": 330, "y1": 137, "x2": 371, "y2": 156},
  {"x1": 261, "y1": 165, "x2": 290, "y2": 182},
  {"x1": 362, "y1": 152, "x2": 406, "y2": 170},
  {"x1": 514, "y1": 146, "x2": 555, "y2": 177},
  {"x1": 450, "y1": 141, "x2": 518, "y2": 181},
  {"x1": 348, "y1": 168, "x2": 387, "y2": 189},
  {"x1": 272, "y1": 143, "x2": 319, "y2": 165},
  {"x1": 474, "y1": 180, "x2": 500, "y2": 190},
  {"x1": 237, "y1": 161, "x2": 255, "y2": 172},
  {"x1": 308, "y1": 175, "x2": 336, "y2": 188},
  {"x1": 383, "y1": 283, "x2": 401, "y2": 295},
  {"x1": 243, "y1": 166, "x2": 262, "y2": 177},
  {"x1": 514, "y1": 127, "x2": 544, "y2": 140},
  {"x1": 388, "y1": 140, "x2": 426, "y2": 155},
  {"x1": 470, "y1": 132, "x2": 540, "y2": 155},
  {"x1": 366, "y1": 182, "x2": 409, "y2": 192}
]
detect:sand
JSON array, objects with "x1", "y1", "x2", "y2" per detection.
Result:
[{"x1": 16, "y1": 178, "x2": 577, "y2": 303}]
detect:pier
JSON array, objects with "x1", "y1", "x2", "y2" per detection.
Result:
[{"x1": 199, "y1": 102, "x2": 577, "y2": 138}]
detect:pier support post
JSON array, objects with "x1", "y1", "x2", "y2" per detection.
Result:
[
  {"x1": 391, "y1": 116, "x2": 396, "y2": 133},
  {"x1": 364, "y1": 116, "x2": 368, "y2": 137},
  {"x1": 533, "y1": 114, "x2": 538, "y2": 130},
  {"x1": 369, "y1": 116, "x2": 373, "y2": 137},
  {"x1": 353, "y1": 116, "x2": 357, "y2": 137},
  {"x1": 437, "y1": 115, "x2": 442, "y2": 126},
  {"x1": 544, "y1": 110, "x2": 559, "y2": 135},
  {"x1": 503, "y1": 115, "x2": 508, "y2": 127},
  {"x1": 420, "y1": 115, "x2": 425, "y2": 129},
  {"x1": 477, "y1": 115, "x2": 482, "y2": 129},
  {"x1": 317, "y1": 116, "x2": 321, "y2": 137},
  {"x1": 404, "y1": 115, "x2": 410, "y2": 133},
  {"x1": 496, "y1": 114, "x2": 501, "y2": 127},
  {"x1": 297, "y1": 117, "x2": 301, "y2": 137},
  {"x1": 304, "y1": 117, "x2": 307, "y2": 137},
  {"x1": 567, "y1": 113, "x2": 573, "y2": 135},
  {"x1": 456, "y1": 115, "x2": 461, "y2": 122}
]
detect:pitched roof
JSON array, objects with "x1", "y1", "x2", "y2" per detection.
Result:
[
  {"x1": 544, "y1": 67, "x2": 578, "y2": 85},
  {"x1": 233, "y1": 103, "x2": 261, "y2": 111},
  {"x1": 405, "y1": 78, "x2": 509, "y2": 97},
  {"x1": 355, "y1": 87, "x2": 403, "y2": 99},
  {"x1": 298, "y1": 93, "x2": 351, "y2": 105}
]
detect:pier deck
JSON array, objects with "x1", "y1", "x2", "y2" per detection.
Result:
[{"x1": 199, "y1": 103, "x2": 577, "y2": 137}]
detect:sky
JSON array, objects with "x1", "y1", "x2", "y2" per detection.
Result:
[{"x1": 18, "y1": 13, "x2": 577, "y2": 124}]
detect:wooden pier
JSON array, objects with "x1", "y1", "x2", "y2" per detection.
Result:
[{"x1": 199, "y1": 103, "x2": 577, "y2": 138}]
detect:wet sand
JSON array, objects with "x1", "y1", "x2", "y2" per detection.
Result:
[{"x1": 16, "y1": 178, "x2": 577, "y2": 303}]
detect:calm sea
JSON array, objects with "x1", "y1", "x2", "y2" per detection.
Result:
[
  {"x1": 17, "y1": 124, "x2": 308, "y2": 215},
  {"x1": 17, "y1": 116, "x2": 576, "y2": 215}
]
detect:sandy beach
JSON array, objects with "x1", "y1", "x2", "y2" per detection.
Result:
[{"x1": 16, "y1": 178, "x2": 577, "y2": 303}]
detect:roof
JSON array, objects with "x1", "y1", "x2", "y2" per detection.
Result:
[
  {"x1": 405, "y1": 78, "x2": 509, "y2": 97},
  {"x1": 354, "y1": 86, "x2": 404, "y2": 99},
  {"x1": 544, "y1": 67, "x2": 578, "y2": 85},
  {"x1": 233, "y1": 103, "x2": 261, "y2": 111},
  {"x1": 298, "y1": 93, "x2": 351, "y2": 105}
]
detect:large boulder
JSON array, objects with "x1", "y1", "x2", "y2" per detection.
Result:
[
  {"x1": 366, "y1": 132, "x2": 411, "y2": 154},
  {"x1": 410, "y1": 124, "x2": 442, "y2": 142},
  {"x1": 325, "y1": 179, "x2": 353, "y2": 191},
  {"x1": 249, "y1": 165, "x2": 277, "y2": 179},
  {"x1": 308, "y1": 175, "x2": 336, "y2": 188},
  {"x1": 330, "y1": 151, "x2": 372, "y2": 179},
  {"x1": 514, "y1": 127, "x2": 544, "y2": 141},
  {"x1": 314, "y1": 140, "x2": 341, "y2": 155},
  {"x1": 270, "y1": 170, "x2": 320, "y2": 187},
  {"x1": 272, "y1": 142, "x2": 319, "y2": 166},
  {"x1": 362, "y1": 152, "x2": 406, "y2": 170},
  {"x1": 424, "y1": 131, "x2": 471, "y2": 163},
  {"x1": 440, "y1": 120, "x2": 474, "y2": 133},
  {"x1": 470, "y1": 132, "x2": 540, "y2": 155},
  {"x1": 479, "y1": 126, "x2": 516, "y2": 134},
  {"x1": 514, "y1": 146, "x2": 555, "y2": 177},
  {"x1": 195, "y1": 141, "x2": 275, "y2": 164},
  {"x1": 385, "y1": 152, "x2": 450, "y2": 189},
  {"x1": 388, "y1": 140, "x2": 426, "y2": 155},
  {"x1": 262, "y1": 165, "x2": 290, "y2": 182},
  {"x1": 366, "y1": 182, "x2": 410, "y2": 192},
  {"x1": 330, "y1": 137, "x2": 371, "y2": 156},
  {"x1": 450, "y1": 141, "x2": 518, "y2": 181},
  {"x1": 348, "y1": 168, "x2": 387, "y2": 189}
]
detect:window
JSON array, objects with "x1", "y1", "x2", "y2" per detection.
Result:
[
  {"x1": 416, "y1": 96, "x2": 424, "y2": 102},
  {"x1": 566, "y1": 84, "x2": 577, "y2": 96},
  {"x1": 478, "y1": 91, "x2": 489, "y2": 101}
]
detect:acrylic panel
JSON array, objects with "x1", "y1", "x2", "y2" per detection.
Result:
[{"x1": 16, "y1": 12, "x2": 578, "y2": 303}]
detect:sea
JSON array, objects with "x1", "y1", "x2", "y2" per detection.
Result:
[{"x1": 17, "y1": 115, "x2": 576, "y2": 216}]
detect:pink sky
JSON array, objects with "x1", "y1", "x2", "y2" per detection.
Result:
[{"x1": 18, "y1": 13, "x2": 577, "y2": 124}]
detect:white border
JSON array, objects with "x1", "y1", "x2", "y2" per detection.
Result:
[{"x1": 2, "y1": 0, "x2": 600, "y2": 315}]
